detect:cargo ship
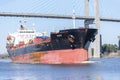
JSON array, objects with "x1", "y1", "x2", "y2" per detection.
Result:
[{"x1": 6, "y1": 24, "x2": 97, "y2": 64}]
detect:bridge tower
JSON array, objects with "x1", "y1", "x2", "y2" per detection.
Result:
[
  {"x1": 93, "y1": 0, "x2": 100, "y2": 58},
  {"x1": 84, "y1": 0, "x2": 100, "y2": 58},
  {"x1": 118, "y1": 36, "x2": 120, "y2": 50}
]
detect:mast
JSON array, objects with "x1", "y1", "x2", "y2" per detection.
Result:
[{"x1": 72, "y1": 9, "x2": 76, "y2": 28}]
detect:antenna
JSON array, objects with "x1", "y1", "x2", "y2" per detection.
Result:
[
  {"x1": 19, "y1": 18, "x2": 27, "y2": 28},
  {"x1": 72, "y1": 9, "x2": 76, "y2": 28},
  {"x1": 23, "y1": 18, "x2": 27, "y2": 27},
  {"x1": 32, "y1": 23, "x2": 35, "y2": 30}
]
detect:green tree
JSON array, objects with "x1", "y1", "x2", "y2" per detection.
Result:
[{"x1": 102, "y1": 44, "x2": 118, "y2": 53}]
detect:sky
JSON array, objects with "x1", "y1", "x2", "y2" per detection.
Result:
[{"x1": 0, "y1": 0, "x2": 120, "y2": 54}]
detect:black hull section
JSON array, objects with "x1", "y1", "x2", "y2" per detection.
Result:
[{"x1": 7, "y1": 28, "x2": 97, "y2": 56}]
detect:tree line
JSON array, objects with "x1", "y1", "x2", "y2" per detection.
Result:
[{"x1": 101, "y1": 44, "x2": 118, "y2": 53}]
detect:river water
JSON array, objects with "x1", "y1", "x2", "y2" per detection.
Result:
[{"x1": 0, "y1": 58, "x2": 120, "y2": 80}]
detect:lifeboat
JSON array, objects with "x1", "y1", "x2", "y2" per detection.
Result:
[
  {"x1": 19, "y1": 41, "x2": 25, "y2": 47},
  {"x1": 7, "y1": 35, "x2": 11, "y2": 40}
]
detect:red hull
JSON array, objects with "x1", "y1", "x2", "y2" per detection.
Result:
[{"x1": 11, "y1": 48, "x2": 88, "y2": 64}]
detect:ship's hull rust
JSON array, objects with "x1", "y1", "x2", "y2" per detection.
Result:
[{"x1": 11, "y1": 48, "x2": 88, "y2": 64}]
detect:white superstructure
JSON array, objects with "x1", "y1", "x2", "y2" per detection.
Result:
[{"x1": 7, "y1": 25, "x2": 45, "y2": 46}]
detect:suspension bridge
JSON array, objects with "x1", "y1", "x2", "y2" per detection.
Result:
[{"x1": 0, "y1": 12, "x2": 120, "y2": 22}]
